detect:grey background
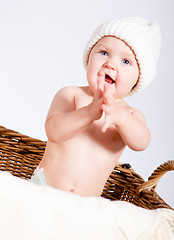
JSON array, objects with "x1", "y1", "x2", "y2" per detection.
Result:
[{"x1": 0, "y1": 0, "x2": 173, "y2": 207}]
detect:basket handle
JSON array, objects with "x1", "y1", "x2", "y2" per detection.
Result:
[{"x1": 137, "y1": 160, "x2": 174, "y2": 194}]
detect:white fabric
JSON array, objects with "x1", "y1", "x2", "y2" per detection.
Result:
[
  {"x1": 30, "y1": 167, "x2": 46, "y2": 185},
  {"x1": 83, "y1": 17, "x2": 161, "y2": 96},
  {"x1": 0, "y1": 171, "x2": 173, "y2": 240}
]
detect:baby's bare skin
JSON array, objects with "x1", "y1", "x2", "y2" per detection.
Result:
[
  {"x1": 39, "y1": 37, "x2": 151, "y2": 196},
  {"x1": 40, "y1": 86, "x2": 126, "y2": 196}
]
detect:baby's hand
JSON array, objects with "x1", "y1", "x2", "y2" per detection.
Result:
[
  {"x1": 101, "y1": 93, "x2": 128, "y2": 133},
  {"x1": 88, "y1": 73, "x2": 105, "y2": 121},
  {"x1": 101, "y1": 83, "x2": 115, "y2": 132}
]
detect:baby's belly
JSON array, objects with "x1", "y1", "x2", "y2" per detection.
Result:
[
  {"x1": 53, "y1": 175, "x2": 107, "y2": 197},
  {"x1": 43, "y1": 152, "x2": 120, "y2": 197},
  {"x1": 52, "y1": 163, "x2": 111, "y2": 196},
  {"x1": 41, "y1": 134, "x2": 125, "y2": 196}
]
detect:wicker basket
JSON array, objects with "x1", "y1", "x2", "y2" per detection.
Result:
[{"x1": 0, "y1": 125, "x2": 173, "y2": 210}]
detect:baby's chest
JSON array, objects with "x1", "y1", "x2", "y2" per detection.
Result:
[{"x1": 85, "y1": 120, "x2": 125, "y2": 154}]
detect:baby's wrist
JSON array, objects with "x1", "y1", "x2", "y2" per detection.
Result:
[
  {"x1": 86, "y1": 104, "x2": 96, "y2": 121},
  {"x1": 87, "y1": 103, "x2": 102, "y2": 121}
]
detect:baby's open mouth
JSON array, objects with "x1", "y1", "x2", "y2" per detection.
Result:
[{"x1": 105, "y1": 74, "x2": 115, "y2": 84}]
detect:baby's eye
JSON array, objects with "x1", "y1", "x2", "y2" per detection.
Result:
[
  {"x1": 100, "y1": 51, "x2": 108, "y2": 56},
  {"x1": 122, "y1": 59, "x2": 131, "y2": 65}
]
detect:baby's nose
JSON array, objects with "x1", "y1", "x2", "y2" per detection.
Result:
[{"x1": 103, "y1": 61, "x2": 116, "y2": 71}]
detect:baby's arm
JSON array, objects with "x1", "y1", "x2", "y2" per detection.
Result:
[
  {"x1": 114, "y1": 109, "x2": 151, "y2": 151},
  {"x1": 101, "y1": 84, "x2": 151, "y2": 151},
  {"x1": 45, "y1": 78, "x2": 104, "y2": 143}
]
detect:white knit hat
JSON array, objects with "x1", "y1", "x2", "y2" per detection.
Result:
[{"x1": 83, "y1": 17, "x2": 161, "y2": 96}]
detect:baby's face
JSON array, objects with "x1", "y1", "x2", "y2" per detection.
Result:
[{"x1": 86, "y1": 36, "x2": 139, "y2": 98}]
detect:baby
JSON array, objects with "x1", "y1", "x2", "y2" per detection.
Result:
[{"x1": 31, "y1": 17, "x2": 161, "y2": 197}]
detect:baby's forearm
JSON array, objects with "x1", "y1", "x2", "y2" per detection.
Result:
[
  {"x1": 45, "y1": 106, "x2": 94, "y2": 143},
  {"x1": 115, "y1": 114, "x2": 151, "y2": 151}
]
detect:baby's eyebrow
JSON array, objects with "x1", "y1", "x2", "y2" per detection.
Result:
[
  {"x1": 119, "y1": 49, "x2": 137, "y2": 60},
  {"x1": 121, "y1": 52, "x2": 135, "y2": 58},
  {"x1": 95, "y1": 43, "x2": 107, "y2": 49},
  {"x1": 96, "y1": 43, "x2": 133, "y2": 53}
]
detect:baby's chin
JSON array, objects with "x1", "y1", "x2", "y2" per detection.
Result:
[{"x1": 112, "y1": 90, "x2": 128, "y2": 100}]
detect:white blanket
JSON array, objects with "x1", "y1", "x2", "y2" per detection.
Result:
[{"x1": 0, "y1": 171, "x2": 173, "y2": 240}]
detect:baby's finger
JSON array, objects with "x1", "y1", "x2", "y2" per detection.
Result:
[
  {"x1": 97, "y1": 74, "x2": 105, "y2": 92},
  {"x1": 95, "y1": 77, "x2": 104, "y2": 99},
  {"x1": 110, "y1": 83, "x2": 115, "y2": 96},
  {"x1": 101, "y1": 104, "x2": 110, "y2": 114},
  {"x1": 101, "y1": 115, "x2": 111, "y2": 132},
  {"x1": 106, "y1": 82, "x2": 115, "y2": 96},
  {"x1": 103, "y1": 84, "x2": 113, "y2": 104}
]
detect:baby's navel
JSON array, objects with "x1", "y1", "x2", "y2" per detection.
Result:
[{"x1": 70, "y1": 185, "x2": 75, "y2": 193}]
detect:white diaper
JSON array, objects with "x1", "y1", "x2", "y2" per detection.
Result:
[{"x1": 30, "y1": 167, "x2": 46, "y2": 185}]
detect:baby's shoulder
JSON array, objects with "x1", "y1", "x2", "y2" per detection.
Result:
[
  {"x1": 53, "y1": 86, "x2": 80, "y2": 102},
  {"x1": 57, "y1": 86, "x2": 89, "y2": 96},
  {"x1": 58, "y1": 86, "x2": 79, "y2": 95}
]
